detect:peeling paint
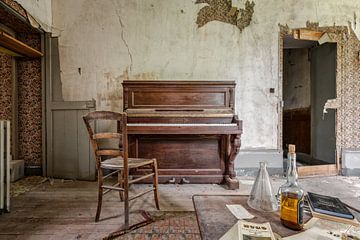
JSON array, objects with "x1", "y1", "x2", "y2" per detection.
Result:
[
  {"x1": 97, "y1": 72, "x2": 123, "y2": 111},
  {"x1": 237, "y1": 1, "x2": 255, "y2": 31},
  {"x1": 195, "y1": 0, "x2": 255, "y2": 32},
  {"x1": 306, "y1": 21, "x2": 319, "y2": 29},
  {"x1": 323, "y1": 98, "x2": 340, "y2": 119}
]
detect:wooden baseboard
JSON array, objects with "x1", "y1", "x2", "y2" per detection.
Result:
[{"x1": 298, "y1": 164, "x2": 337, "y2": 177}]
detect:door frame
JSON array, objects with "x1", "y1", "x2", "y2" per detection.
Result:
[{"x1": 278, "y1": 26, "x2": 341, "y2": 177}]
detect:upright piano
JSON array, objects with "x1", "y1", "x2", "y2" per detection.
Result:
[{"x1": 123, "y1": 81, "x2": 242, "y2": 189}]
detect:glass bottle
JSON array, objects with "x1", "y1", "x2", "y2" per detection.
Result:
[
  {"x1": 280, "y1": 144, "x2": 304, "y2": 230},
  {"x1": 277, "y1": 145, "x2": 294, "y2": 201},
  {"x1": 247, "y1": 162, "x2": 278, "y2": 212}
]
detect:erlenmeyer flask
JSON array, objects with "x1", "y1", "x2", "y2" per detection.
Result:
[{"x1": 247, "y1": 162, "x2": 278, "y2": 212}]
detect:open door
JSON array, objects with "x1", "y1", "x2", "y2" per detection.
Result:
[
  {"x1": 297, "y1": 42, "x2": 337, "y2": 176},
  {"x1": 282, "y1": 34, "x2": 338, "y2": 177}
]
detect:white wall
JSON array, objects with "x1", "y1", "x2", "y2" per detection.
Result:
[
  {"x1": 15, "y1": 0, "x2": 52, "y2": 32},
  {"x1": 49, "y1": 0, "x2": 360, "y2": 151}
]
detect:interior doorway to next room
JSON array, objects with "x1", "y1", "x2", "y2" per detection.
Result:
[{"x1": 282, "y1": 34, "x2": 337, "y2": 176}]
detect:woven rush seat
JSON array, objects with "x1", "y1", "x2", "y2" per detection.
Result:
[{"x1": 101, "y1": 157, "x2": 155, "y2": 169}]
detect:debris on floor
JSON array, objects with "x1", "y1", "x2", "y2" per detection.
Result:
[{"x1": 10, "y1": 176, "x2": 48, "y2": 197}]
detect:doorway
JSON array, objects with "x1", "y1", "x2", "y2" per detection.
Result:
[{"x1": 282, "y1": 34, "x2": 337, "y2": 176}]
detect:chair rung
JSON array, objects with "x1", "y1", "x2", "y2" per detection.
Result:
[
  {"x1": 129, "y1": 188, "x2": 155, "y2": 201},
  {"x1": 103, "y1": 170, "x2": 120, "y2": 179},
  {"x1": 102, "y1": 184, "x2": 124, "y2": 192},
  {"x1": 128, "y1": 173, "x2": 155, "y2": 184}
]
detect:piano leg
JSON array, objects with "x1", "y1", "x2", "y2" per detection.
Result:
[{"x1": 225, "y1": 134, "x2": 241, "y2": 190}]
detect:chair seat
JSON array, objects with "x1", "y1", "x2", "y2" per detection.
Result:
[{"x1": 101, "y1": 157, "x2": 155, "y2": 170}]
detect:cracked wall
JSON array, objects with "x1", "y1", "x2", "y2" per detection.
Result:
[{"x1": 50, "y1": 0, "x2": 360, "y2": 152}]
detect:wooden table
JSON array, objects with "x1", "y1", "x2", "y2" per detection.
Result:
[{"x1": 192, "y1": 194, "x2": 309, "y2": 240}]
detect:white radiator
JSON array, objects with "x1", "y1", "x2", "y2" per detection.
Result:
[{"x1": 0, "y1": 120, "x2": 10, "y2": 213}]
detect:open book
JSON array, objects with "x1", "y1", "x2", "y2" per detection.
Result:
[{"x1": 220, "y1": 220, "x2": 276, "y2": 240}]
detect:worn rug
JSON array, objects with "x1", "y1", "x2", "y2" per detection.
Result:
[{"x1": 108, "y1": 211, "x2": 200, "y2": 240}]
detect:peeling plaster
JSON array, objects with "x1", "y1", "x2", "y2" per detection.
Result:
[
  {"x1": 323, "y1": 98, "x2": 340, "y2": 117},
  {"x1": 195, "y1": 0, "x2": 255, "y2": 32},
  {"x1": 306, "y1": 20, "x2": 319, "y2": 29}
]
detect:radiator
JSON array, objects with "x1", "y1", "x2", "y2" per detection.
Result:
[{"x1": 0, "y1": 120, "x2": 10, "y2": 213}]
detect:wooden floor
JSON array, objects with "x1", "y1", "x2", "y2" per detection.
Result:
[
  {"x1": 0, "y1": 179, "x2": 244, "y2": 240},
  {"x1": 0, "y1": 176, "x2": 359, "y2": 239}
]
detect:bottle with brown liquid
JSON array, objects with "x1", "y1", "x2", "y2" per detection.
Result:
[{"x1": 280, "y1": 144, "x2": 304, "y2": 230}]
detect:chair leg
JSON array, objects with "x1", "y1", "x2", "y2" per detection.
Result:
[
  {"x1": 152, "y1": 159, "x2": 160, "y2": 210},
  {"x1": 95, "y1": 169, "x2": 103, "y2": 222},
  {"x1": 124, "y1": 169, "x2": 130, "y2": 229},
  {"x1": 118, "y1": 170, "x2": 124, "y2": 201}
]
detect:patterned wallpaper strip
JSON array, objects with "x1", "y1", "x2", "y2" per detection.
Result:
[
  {"x1": 17, "y1": 34, "x2": 42, "y2": 167},
  {"x1": 0, "y1": 52, "x2": 12, "y2": 121}
]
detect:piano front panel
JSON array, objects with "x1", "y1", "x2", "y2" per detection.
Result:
[
  {"x1": 131, "y1": 91, "x2": 227, "y2": 108},
  {"x1": 129, "y1": 135, "x2": 226, "y2": 183},
  {"x1": 123, "y1": 81, "x2": 235, "y2": 110}
]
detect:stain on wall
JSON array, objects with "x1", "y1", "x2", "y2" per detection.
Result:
[
  {"x1": 196, "y1": 0, "x2": 255, "y2": 32},
  {"x1": 17, "y1": 33, "x2": 42, "y2": 167},
  {"x1": 0, "y1": 53, "x2": 12, "y2": 121}
]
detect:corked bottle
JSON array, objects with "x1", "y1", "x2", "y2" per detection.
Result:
[{"x1": 280, "y1": 144, "x2": 304, "y2": 230}]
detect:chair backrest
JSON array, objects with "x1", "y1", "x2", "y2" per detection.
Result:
[{"x1": 83, "y1": 111, "x2": 128, "y2": 169}]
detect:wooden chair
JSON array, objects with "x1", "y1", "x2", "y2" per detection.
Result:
[{"x1": 83, "y1": 111, "x2": 159, "y2": 228}]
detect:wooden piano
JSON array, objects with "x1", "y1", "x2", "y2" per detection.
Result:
[{"x1": 123, "y1": 81, "x2": 242, "y2": 189}]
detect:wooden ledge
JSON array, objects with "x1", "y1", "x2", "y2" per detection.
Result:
[{"x1": 0, "y1": 31, "x2": 43, "y2": 58}]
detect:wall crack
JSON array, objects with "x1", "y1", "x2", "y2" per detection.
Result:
[{"x1": 113, "y1": 3, "x2": 133, "y2": 73}]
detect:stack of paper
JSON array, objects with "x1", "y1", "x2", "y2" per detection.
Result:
[{"x1": 220, "y1": 220, "x2": 276, "y2": 240}]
